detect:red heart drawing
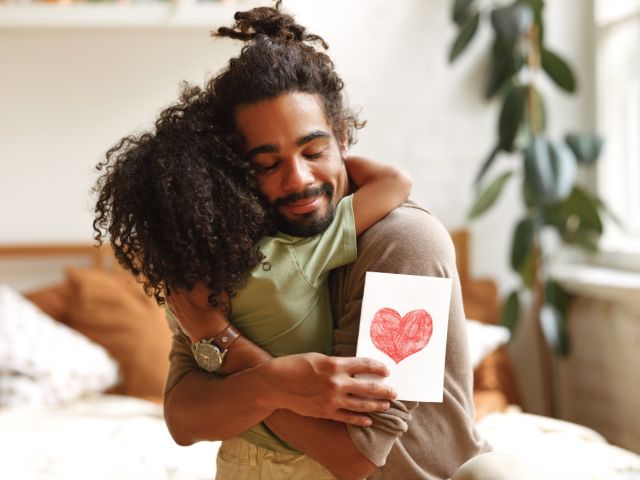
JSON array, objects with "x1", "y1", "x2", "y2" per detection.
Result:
[{"x1": 370, "y1": 308, "x2": 433, "y2": 364}]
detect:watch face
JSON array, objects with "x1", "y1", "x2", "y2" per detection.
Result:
[{"x1": 194, "y1": 343, "x2": 223, "y2": 372}]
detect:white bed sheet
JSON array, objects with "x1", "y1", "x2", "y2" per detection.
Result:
[
  {"x1": 0, "y1": 394, "x2": 219, "y2": 480},
  {"x1": 477, "y1": 409, "x2": 640, "y2": 480},
  {"x1": 3, "y1": 395, "x2": 640, "y2": 480}
]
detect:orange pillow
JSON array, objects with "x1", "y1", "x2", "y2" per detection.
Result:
[
  {"x1": 25, "y1": 283, "x2": 73, "y2": 324},
  {"x1": 64, "y1": 267, "x2": 172, "y2": 403}
]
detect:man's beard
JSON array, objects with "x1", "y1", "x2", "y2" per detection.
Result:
[{"x1": 270, "y1": 184, "x2": 336, "y2": 237}]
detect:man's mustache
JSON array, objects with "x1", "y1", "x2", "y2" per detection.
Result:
[{"x1": 272, "y1": 184, "x2": 334, "y2": 209}]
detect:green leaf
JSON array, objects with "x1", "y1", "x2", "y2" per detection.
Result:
[
  {"x1": 524, "y1": 137, "x2": 577, "y2": 205},
  {"x1": 557, "y1": 326, "x2": 570, "y2": 356},
  {"x1": 491, "y1": 3, "x2": 534, "y2": 44},
  {"x1": 573, "y1": 229, "x2": 600, "y2": 252},
  {"x1": 453, "y1": 0, "x2": 476, "y2": 25},
  {"x1": 519, "y1": 0, "x2": 544, "y2": 17},
  {"x1": 543, "y1": 186, "x2": 604, "y2": 246},
  {"x1": 541, "y1": 48, "x2": 577, "y2": 93},
  {"x1": 513, "y1": 87, "x2": 545, "y2": 151},
  {"x1": 468, "y1": 171, "x2": 514, "y2": 220},
  {"x1": 522, "y1": 178, "x2": 536, "y2": 209},
  {"x1": 449, "y1": 12, "x2": 480, "y2": 63},
  {"x1": 565, "y1": 132, "x2": 604, "y2": 165},
  {"x1": 543, "y1": 187, "x2": 603, "y2": 250},
  {"x1": 551, "y1": 141, "x2": 578, "y2": 201},
  {"x1": 592, "y1": 194, "x2": 623, "y2": 227},
  {"x1": 544, "y1": 281, "x2": 572, "y2": 317},
  {"x1": 474, "y1": 145, "x2": 501, "y2": 186},
  {"x1": 519, "y1": 0, "x2": 544, "y2": 12},
  {"x1": 565, "y1": 186, "x2": 603, "y2": 234},
  {"x1": 518, "y1": 245, "x2": 536, "y2": 289},
  {"x1": 486, "y1": 46, "x2": 511, "y2": 99},
  {"x1": 511, "y1": 217, "x2": 535, "y2": 271},
  {"x1": 539, "y1": 303, "x2": 568, "y2": 354},
  {"x1": 542, "y1": 203, "x2": 569, "y2": 231},
  {"x1": 486, "y1": 40, "x2": 523, "y2": 99},
  {"x1": 499, "y1": 84, "x2": 527, "y2": 151},
  {"x1": 501, "y1": 290, "x2": 520, "y2": 334}
]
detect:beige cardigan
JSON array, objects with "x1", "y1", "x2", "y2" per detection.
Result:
[{"x1": 164, "y1": 201, "x2": 490, "y2": 479}]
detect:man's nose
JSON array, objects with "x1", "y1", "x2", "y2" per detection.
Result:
[{"x1": 281, "y1": 157, "x2": 314, "y2": 192}]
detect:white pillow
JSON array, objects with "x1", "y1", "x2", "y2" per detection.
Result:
[
  {"x1": 0, "y1": 285, "x2": 120, "y2": 407},
  {"x1": 465, "y1": 319, "x2": 511, "y2": 369}
]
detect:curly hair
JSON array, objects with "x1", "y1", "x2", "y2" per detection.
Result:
[
  {"x1": 209, "y1": 0, "x2": 365, "y2": 145},
  {"x1": 93, "y1": 83, "x2": 272, "y2": 307}
]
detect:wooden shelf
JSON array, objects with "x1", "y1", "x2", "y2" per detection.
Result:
[{"x1": 0, "y1": 1, "x2": 256, "y2": 29}]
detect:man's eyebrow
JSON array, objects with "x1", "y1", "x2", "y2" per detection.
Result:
[
  {"x1": 246, "y1": 144, "x2": 278, "y2": 161},
  {"x1": 246, "y1": 131, "x2": 330, "y2": 160},
  {"x1": 297, "y1": 130, "x2": 331, "y2": 146}
]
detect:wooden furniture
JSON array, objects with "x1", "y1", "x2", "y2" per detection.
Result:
[{"x1": 451, "y1": 230, "x2": 522, "y2": 416}]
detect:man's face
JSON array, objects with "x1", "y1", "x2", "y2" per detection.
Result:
[{"x1": 235, "y1": 92, "x2": 349, "y2": 237}]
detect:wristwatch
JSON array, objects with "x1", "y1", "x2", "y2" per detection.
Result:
[{"x1": 191, "y1": 324, "x2": 241, "y2": 372}]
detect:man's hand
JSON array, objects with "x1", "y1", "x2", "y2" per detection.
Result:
[
  {"x1": 266, "y1": 353, "x2": 398, "y2": 426},
  {"x1": 166, "y1": 283, "x2": 230, "y2": 343}
]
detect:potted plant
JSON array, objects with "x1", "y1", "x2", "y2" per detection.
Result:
[{"x1": 448, "y1": 0, "x2": 612, "y2": 415}]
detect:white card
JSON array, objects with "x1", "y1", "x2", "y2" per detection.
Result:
[{"x1": 355, "y1": 272, "x2": 452, "y2": 402}]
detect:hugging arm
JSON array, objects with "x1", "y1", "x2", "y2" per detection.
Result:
[
  {"x1": 163, "y1": 286, "x2": 395, "y2": 479},
  {"x1": 345, "y1": 156, "x2": 412, "y2": 235}
]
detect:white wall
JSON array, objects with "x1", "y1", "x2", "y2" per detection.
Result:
[{"x1": 0, "y1": 0, "x2": 595, "y2": 413}]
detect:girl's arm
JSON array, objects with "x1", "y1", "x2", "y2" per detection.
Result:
[
  {"x1": 345, "y1": 156, "x2": 412, "y2": 235},
  {"x1": 166, "y1": 285, "x2": 268, "y2": 375}
]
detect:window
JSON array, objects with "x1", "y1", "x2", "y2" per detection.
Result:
[{"x1": 595, "y1": 0, "x2": 640, "y2": 256}]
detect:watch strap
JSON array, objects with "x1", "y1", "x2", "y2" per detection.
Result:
[{"x1": 209, "y1": 323, "x2": 241, "y2": 352}]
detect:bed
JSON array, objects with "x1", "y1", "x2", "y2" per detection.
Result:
[{"x1": 1, "y1": 233, "x2": 639, "y2": 480}]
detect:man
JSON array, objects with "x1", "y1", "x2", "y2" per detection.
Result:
[{"x1": 163, "y1": 3, "x2": 532, "y2": 480}]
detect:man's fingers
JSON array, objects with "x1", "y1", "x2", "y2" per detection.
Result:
[
  {"x1": 340, "y1": 397, "x2": 391, "y2": 413},
  {"x1": 347, "y1": 378, "x2": 397, "y2": 401},
  {"x1": 343, "y1": 357, "x2": 389, "y2": 377},
  {"x1": 333, "y1": 410, "x2": 373, "y2": 427}
]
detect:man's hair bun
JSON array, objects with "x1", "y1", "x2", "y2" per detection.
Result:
[{"x1": 214, "y1": 0, "x2": 329, "y2": 49}]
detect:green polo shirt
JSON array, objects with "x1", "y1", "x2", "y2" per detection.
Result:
[
  {"x1": 166, "y1": 195, "x2": 357, "y2": 453},
  {"x1": 234, "y1": 195, "x2": 356, "y2": 452}
]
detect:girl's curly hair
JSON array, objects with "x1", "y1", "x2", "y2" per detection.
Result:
[{"x1": 93, "y1": 83, "x2": 272, "y2": 307}]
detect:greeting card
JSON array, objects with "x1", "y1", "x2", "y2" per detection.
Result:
[{"x1": 355, "y1": 272, "x2": 452, "y2": 402}]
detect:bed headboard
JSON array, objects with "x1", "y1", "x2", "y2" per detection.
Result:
[
  {"x1": 0, "y1": 244, "x2": 116, "y2": 292},
  {"x1": 451, "y1": 230, "x2": 500, "y2": 325},
  {"x1": 0, "y1": 244, "x2": 108, "y2": 267}
]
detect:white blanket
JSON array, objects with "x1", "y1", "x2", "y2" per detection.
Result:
[
  {"x1": 3, "y1": 395, "x2": 640, "y2": 480},
  {"x1": 0, "y1": 394, "x2": 218, "y2": 480},
  {"x1": 477, "y1": 409, "x2": 640, "y2": 480}
]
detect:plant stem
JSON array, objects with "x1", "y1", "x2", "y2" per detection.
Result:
[
  {"x1": 532, "y1": 231, "x2": 554, "y2": 416},
  {"x1": 527, "y1": 24, "x2": 542, "y2": 136},
  {"x1": 527, "y1": 22, "x2": 555, "y2": 417}
]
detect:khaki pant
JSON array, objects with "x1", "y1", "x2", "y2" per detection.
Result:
[
  {"x1": 216, "y1": 438, "x2": 536, "y2": 480},
  {"x1": 216, "y1": 437, "x2": 336, "y2": 480}
]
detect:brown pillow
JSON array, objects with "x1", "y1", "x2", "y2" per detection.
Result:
[
  {"x1": 64, "y1": 267, "x2": 172, "y2": 403},
  {"x1": 25, "y1": 283, "x2": 73, "y2": 324}
]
